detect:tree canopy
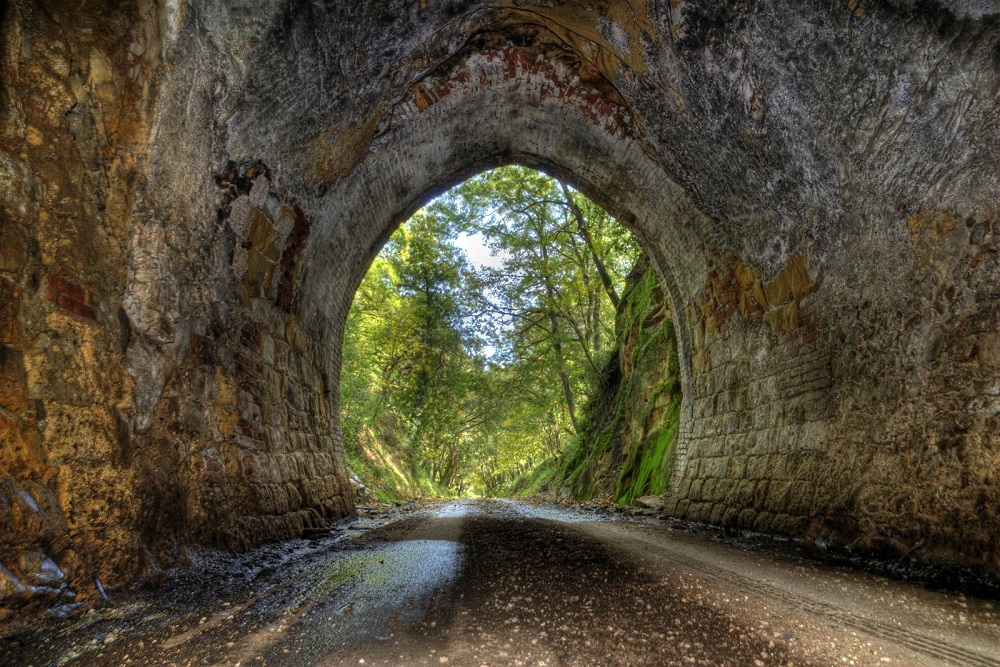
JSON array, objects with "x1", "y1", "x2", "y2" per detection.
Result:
[{"x1": 341, "y1": 166, "x2": 642, "y2": 497}]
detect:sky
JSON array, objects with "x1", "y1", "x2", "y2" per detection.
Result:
[
  {"x1": 453, "y1": 231, "x2": 508, "y2": 270},
  {"x1": 451, "y1": 231, "x2": 510, "y2": 360}
]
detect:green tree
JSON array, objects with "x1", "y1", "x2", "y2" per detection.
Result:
[
  {"x1": 341, "y1": 166, "x2": 641, "y2": 497},
  {"x1": 429, "y1": 166, "x2": 639, "y2": 438}
]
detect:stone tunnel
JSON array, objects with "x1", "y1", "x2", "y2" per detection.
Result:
[{"x1": 1, "y1": 0, "x2": 998, "y2": 603}]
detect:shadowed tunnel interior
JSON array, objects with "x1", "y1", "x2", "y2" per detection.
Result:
[{"x1": 0, "y1": 0, "x2": 998, "y2": 622}]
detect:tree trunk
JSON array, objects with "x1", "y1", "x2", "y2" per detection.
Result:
[
  {"x1": 560, "y1": 182, "x2": 620, "y2": 309},
  {"x1": 538, "y1": 231, "x2": 579, "y2": 433}
]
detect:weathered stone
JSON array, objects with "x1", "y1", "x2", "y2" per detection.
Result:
[
  {"x1": 0, "y1": 0, "x2": 995, "y2": 612},
  {"x1": 16, "y1": 551, "x2": 64, "y2": 589},
  {"x1": 0, "y1": 564, "x2": 26, "y2": 602},
  {"x1": 634, "y1": 495, "x2": 664, "y2": 510}
]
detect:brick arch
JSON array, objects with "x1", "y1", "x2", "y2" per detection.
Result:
[{"x1": 299, "y1": 44, "x2": 718, "y2": 488}]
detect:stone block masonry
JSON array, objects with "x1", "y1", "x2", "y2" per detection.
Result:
[
  {"x1": 0, "y1": 0, "x2": 158, "y2": 607},
  {"x1": 0, "y1": 0, "x2": 354, "y2": 602},
  {"x1": 664, "y1": 218, "x2": 1000, "y2": 567},
  {"x1": 168, "y1": 161, "x2": 353, "y2": 554}
]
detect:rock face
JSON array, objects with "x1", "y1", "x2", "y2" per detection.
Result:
[
  {"x1": 0, "y1": 0, "x2": 998, "y2": 609},
  {"x1": 561, "y1": 259, "x2": 681, "y2": 505}
]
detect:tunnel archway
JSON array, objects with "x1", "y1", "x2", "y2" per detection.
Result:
[
  {"x1": 2, "y1": 1, "x2": 997, "y2": 602},
  {"x1": 299, "y1": 43, "x2": 715, "y2": 490},
  {"x1": 107, "y1": 11, "x2": 1000, "y2": 578},
  {"x1": 339, "y1": 162, "x2": 676, "y2": 500}
]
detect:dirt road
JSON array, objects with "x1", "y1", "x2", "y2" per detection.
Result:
[{"x1": 3, "y1": 500, "x2": 998, "y2": 666}]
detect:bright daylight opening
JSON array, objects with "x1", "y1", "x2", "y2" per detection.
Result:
[{"x1": 341, "y1": 166, "x2": 681, "y2": 503}]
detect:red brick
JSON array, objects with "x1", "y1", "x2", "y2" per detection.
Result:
[
  {"x1": 201, "y1": 458, "x2": 226, "y2": 483},
  {"x1": 47, "y1": 275, "x2": 88, "y2": 303},
  {"x1": 240, "y1": 320, "x2": 261, "y2": 349},
  {"x1": 239, "y1": 417, "x2": 263, "y2": 440},
  {"x1": 275, "y1": 206, "x2": 312, "y2": 312},
  {"x1": 59, "y1": 295, "x2": 97, "y2": 321}
]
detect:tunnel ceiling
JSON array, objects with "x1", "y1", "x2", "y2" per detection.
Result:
[
  {"x1": 1, "y1": 0, "x2": 999, "y2": 602},
  {"x1": 177, "y1": 0, "x2": 999, "y2": 272}
]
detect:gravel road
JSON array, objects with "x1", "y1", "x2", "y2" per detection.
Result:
[{"x1": 3, "y1": 499, "x2": 997, "y2": 666}]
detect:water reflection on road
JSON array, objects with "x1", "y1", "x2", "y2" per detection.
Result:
[{"x1": 2, "y1": 500, "x2": 999, "y2": 667}]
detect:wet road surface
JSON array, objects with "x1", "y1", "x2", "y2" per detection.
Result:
[{"x1": 3, "y1": 499, "x2": 998, "y2": 666}]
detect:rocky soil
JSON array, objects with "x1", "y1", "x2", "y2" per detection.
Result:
[{"x1": 3, "y1": 499, "x2": 999, "y2": 667}]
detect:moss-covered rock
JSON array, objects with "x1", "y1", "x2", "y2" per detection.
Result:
[{"x1": 531, "y1": 259, "x2": 680, "y2": 505}]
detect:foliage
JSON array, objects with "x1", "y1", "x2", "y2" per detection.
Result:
[
  {"x1": 341, "y1": 167, "x2": 680, "y2": 503},
  {"x1": 507, "y1": 260, "x2": 682, "y2": 505},
  {"x1": 341, "y1": 209, "x2": 483, "y2": 495},
  {"x1": 341, "y1": 165, "x2": 681, "y2": 502}
]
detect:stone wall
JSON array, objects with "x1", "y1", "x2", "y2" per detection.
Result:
[
  {"x1": 113, "y1": 157, "x2": 353, "y2": 578},
  {"x1": 559, "y1": 258, "x2": 681, "y2": 504},
  {"x1": 663, "y1": 208, "x2": 1000, "y2": 569},
  {"x1": 277, "y1": 2, "x2": 998, "y2": 572},
  {"x1": 665, "y1": 250, "x2": 834, "y2": 537},
  {"x1": 1, "y1": 0, "x2": 998, "y2": 616},
  {"x1": 0, "y1": 1, "x2": 352, "y2": 613},
  {"x1": 0, "y1": 0, "x2": 157, "y2": 607}
]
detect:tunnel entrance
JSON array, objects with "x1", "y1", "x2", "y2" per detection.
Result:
[
  {"x1": 2, "y1": 2, "x2": 997, "y2": 612},
  {"x1": 341, "y1": 166, "x2": 680, "y2": 504}
]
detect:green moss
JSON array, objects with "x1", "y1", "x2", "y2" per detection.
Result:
[
  {"x1": 521, "y1": 259, "x2": 682, "y2": 506},
  {"x1": 344, "y1": 424, "x2": 451, "y2": 503},
  {"x1": 614, "y1": 395, "x2": 680, "y2": 504},
  {"x1": 558, "y1": 360, "x2": 626, "y2": 500},
  {"x1": 507, "y1": 456, "x2": 562, "y2": 497},
  {"x1": 352, "y1": 258, "x2": 683, "y2": 508}
]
